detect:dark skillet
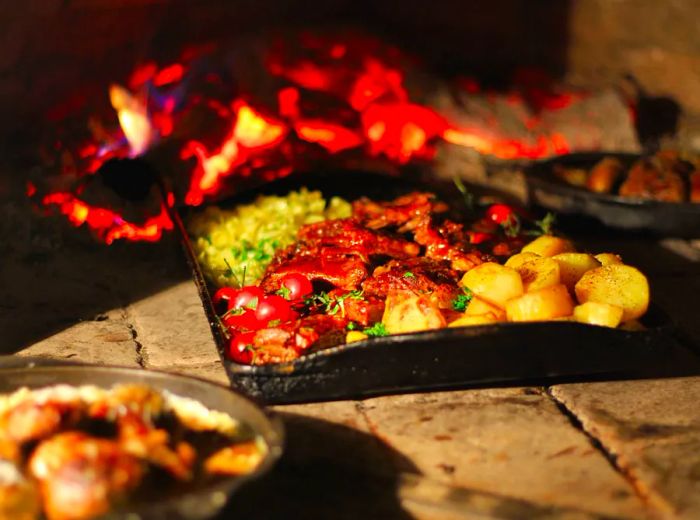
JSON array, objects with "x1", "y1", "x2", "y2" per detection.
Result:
[
  {"x1": 173, "y1": 170, "x2": 700, "y2": 404},
  {"x1": 526, "y1": 152, "x2": 700, "y2": 237},
  {"x1": 0, "y1": 357, "x2": 283, "y2": 520}
]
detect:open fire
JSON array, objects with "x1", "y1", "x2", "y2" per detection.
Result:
[{"x1": 32, "y1": 31, "x2": 632, "y2": 244}]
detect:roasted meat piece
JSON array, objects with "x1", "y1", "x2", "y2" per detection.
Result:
[
  {"x1": 619, "y1": 158, "x2": 686, "y2": 202},
  {"x1": 297, "y1": 218, "x2": 420, "y2": 259},
  {"x1": 412, "y1": 216, "x2": 484, "y2": 272},
  {"x1": 690, "y1": 170, "x2": 700, "y2": 203},
  {"x1": 362, "y1": 257, "x2": 461, "y2": 309},
  {"x1": 261, "y1": 245, "x2": 368, "y2": 292},
  {"x1": 352, "y1": 192, "x2": 448, "y2": 231},
  {"x1": 29, "y1": 432, "x2": 144, "y2": 520}
]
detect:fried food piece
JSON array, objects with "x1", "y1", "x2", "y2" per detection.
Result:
[
  {"x1": 586, "y1": 157, "x2": 623, "y2": 193},
  {"x1": 460, "y1": 262, "x2": 524, "y2": 309},
  {"x1": 0, "y1": 399, "x2": 82, "y2": 445},
  {"x1": 521, "y1": 236, "x2": 575, "y2": 257},
  {"x1": 619, "y1": 158, "x2": 685, "y2": 202},
  {"x1": 505, "y1": 284, "x2": 575, "y2": 322},
  {"x1": 204, "y1": 441, "x2": 264, "y2": 476},
  {"x1": 29, "y1": 432, "x2": 144, "y2": 520},
  {"x1": 575, "y1": 265, "x2": 649, "y2": 322},
  {"x1": 412, "y1": 216, "x2": 484, "y2": 272},
  {"x1": 363, "y1": 257, "x2": 461, "y2": 309},
  {"x1": 0, "y1": 460, "x2": 40, "y2": 520}
]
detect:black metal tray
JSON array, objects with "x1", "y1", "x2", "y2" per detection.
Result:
[
  {"x1": 173, "y1": 170, "x2": 700, "y2": 404},
  {"x1": 0, "y1": 357, "x2": 284, "y2": 520},
  {"x1": 526, "y1": 152, "x2": 700, "y2": 237}
]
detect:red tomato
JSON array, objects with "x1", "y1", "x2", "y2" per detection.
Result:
[
  {"x1": 212, "y1": 287, "x2": 238, "y2": 314},
  {"x1": 231, "y1": 286, "x2": 264, "y2": 311},
  {"x1": 468, "y1": 231, "x2": 493, "y2": 244},
  {"x1": 486, "y1": 204, "x2": 515, "y2": 225},
  {"x1": 278, "y1": 273, "x2": 313, "y2": 301},
  {"x1": 223, "y1": 308, "x2": 262, "y2": 331},
  {"x1": 227, "y1": 331, "x2": 256, "y2": 364},
  {"x1": 255, "y1": 295, "x2": 293, "y2": 325}
]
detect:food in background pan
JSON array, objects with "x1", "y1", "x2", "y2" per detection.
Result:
[
  {"x1": 189, "y1": 188, "x2": 650, "y2": 366},
  {"x1": 0, "y1": 384, "x2": 267, "y2": 520},
  {"x1": 554, "y1": 150, "x2": 700, "y2": 202}
]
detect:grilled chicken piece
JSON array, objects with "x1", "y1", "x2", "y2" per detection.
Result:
[
  {"x1": 261, "y1": 245, "x2": 369, "y2": 292},
  {"x1": 362, "y1": 257, "x2": 461, "y2": 309},
  {"x1": 352, "y1": 192, "x2": 448, "y2": 231},
  {"x1": 619, "y1": 158, "x2": 686, "y2": 202},
  {"x1": 412, "y1": 216, "x2": 484, "y2": 272},
  {"x1": 298, "y1": 218, "x2": 420, "y2": 259},
  {"x1": 204, "y1": 441, "x2": 264, "y2": 476},
  {"x1": 690, "y1": 170, "x2": 700, "y2": 203},
  {"x1": 29, "y1": 432, "x2": 144, "y2": 520}
]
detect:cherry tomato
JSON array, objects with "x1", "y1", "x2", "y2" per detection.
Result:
[
  {"x1": 227, "y1": 331, "x2": 256, "y2": 364},
  {"x1": 230, "y1": 286, "x2": 264, "y2": 311},
  {"x1": 223, "y1": 308, "x2": 262, "y2": 331},
  {"x1": 255, "y1": 295, "x2": 293, "y2": 325},
  {"x1": 212, "y1": 287, "x2": 238, "y2": 314},
  {"x1": 486, "y1": 204, "x2": 515, "y2": 225},
  {"x1": 278, "y1": 273, "x2": 313, "y2": 301}
]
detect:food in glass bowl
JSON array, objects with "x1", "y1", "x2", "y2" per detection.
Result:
[{"x1": 0, "y1": 383, "x2": 267, "y2": 520}]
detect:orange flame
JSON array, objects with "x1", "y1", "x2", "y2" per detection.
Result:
[
  {"x1": 109, "y1": 84, "x2": 154, "y2": 156},
  {"x1": 183, "y1": 102, "x2": 288, "y2": 205}
]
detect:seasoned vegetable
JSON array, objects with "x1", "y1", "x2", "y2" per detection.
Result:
[
  {"x1": 575, "y1": 265, "x2": 650, "y2": 322},
  {"x1": 505, "y1": 284, "x2": 575, "y2": 322}
]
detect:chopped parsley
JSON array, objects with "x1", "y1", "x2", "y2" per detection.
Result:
[
  {"x1": 501, "y1": 214, "x2": 521, "y2": 238},
  {"x1": 403, "y1": 271, "x2": 415, "y2": 279},
  {"x1": 452, "y1": 287, "x2": 473, "y2": 312},
  {"x1": 305, "y1": 289, "x2": 364, "y2": 317},
  {"x1": 453, "y1": 176, "x2": 475, "y2": 212},
  {"x1": 527, "y1": 212, "x2": 556, "y2": 236},
  {"x1": 363, "y1": 322, "x2": 388, "y2": 337},
  {"x1": 275, "y1": 286, "x2": 292, "y2": 299}
]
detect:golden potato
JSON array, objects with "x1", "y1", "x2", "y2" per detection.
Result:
[
  {"x1": 594, "y1": 253, "x2": 623, "y2": 266},
  {"x1": 573, "y1": 302, "x2": 623, "y2": 328},
  {"x1": 521, "y1": 235, "x2": 576, "y2": 257},
  {"x1": 464, "y1": 295, "x2": 506, "y2": 319},
  {"x1": 382, "y1": 291, "x2": 447, "y2": 334},
  {"x1": 553, "y1": 253, "x2": 601, "y2": 292},
  {"x1": 346, "y1": 331, "x2": 368, "y2": 343},
  {"x1": 504, "y1": 252, "x2": 540, "y2": 269},
  {"x1": 461, "y1": 263, "x2": 523, "y2": 309},
  {"x1": 574, "y1": 265, "x2": 650, "y2": 322},
  {"x1": 505, "y1": 284, "x2": 575, "y2": 322},
  {"x1": 448, "y1": 313, "x2": 501, "y2": 327},
  {"x1": 515, "y1": 257, "x2": 561, "y2": 292}
]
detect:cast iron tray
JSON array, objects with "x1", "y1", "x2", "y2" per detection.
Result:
[
  {"x1": 526, "y1": 152, "x2": 700, "y2": 237},
  {"x1": 0, "y1": 357, "x2": 284, "y2": 520},
  {"x1": 173, "y1": 170, "x2": 700, "y2": 404}
]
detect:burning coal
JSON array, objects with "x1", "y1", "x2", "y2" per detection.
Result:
[{"x1": 33, "y1": 31, "x2": 628, "y2": 244}]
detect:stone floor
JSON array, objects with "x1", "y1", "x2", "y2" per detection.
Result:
[{"x1": 2, "y1": 188, "x2": 700, "y2": 519}]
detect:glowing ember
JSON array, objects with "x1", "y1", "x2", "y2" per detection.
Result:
[
  {"x1": 39, "y1": 32, "x2": 591, "y2": 244},
  {"x1": 182, "y1": 102, "x2": 288, "y2": 206}
]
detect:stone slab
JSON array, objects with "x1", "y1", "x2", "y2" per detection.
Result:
[
  {"x1": 360, "y1": 388, "x2": 650, "y2": 519},
  {"x1": 551, "y1": 377, "x2": 700, "y2": 519},
  {"x1": 15, "y1": 307, "x2": 139, "y2": 366},
  {"x1": 126, "y1": 280, "x2": 221, "y2": 370}
]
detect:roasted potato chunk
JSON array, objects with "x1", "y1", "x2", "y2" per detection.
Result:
[
  {"x1": 573, "y1": 302, "x2": 623, "y2": 328},
  {"x1": 515, "y1": 257, "x2": 561, "y2": 292},
  {"x1": 574, "y1": 265, "x2": 650, "y2": 322},
  {"x1": 460, "y1": 263, "x2": 523, "y2": 309},
  {"x1": 464, "y1": 295, "x2": 506, "y2": 319},
  {"x1": 448, "y1": 313, "x2": 501, "y2": 327},
  {"x1": 521, "y1": 236, "x2": 575, "y2": 257},
  {"x1": 505, "y1": 284, "x2": 574, "y2": 322},
  {"x1": 594, "y1": 253, "x2": 623, "y2": 266},
  {"x1": 553, "y1": 253, "x2": 601, "y2": 292},
  {"x1": 586, "y1": 157, "x2": 623, "y2": 193},
  {"x1": 382, "y1": 291, "x2": 447, "y2": 334},
  {"x1": 504, "y1": 252, "x2": 540, "y2": 270}
]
